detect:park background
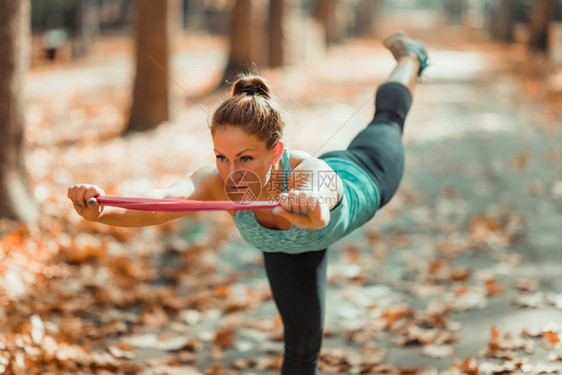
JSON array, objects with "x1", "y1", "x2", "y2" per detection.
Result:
[{"x1": 1, "y1": 0, "x2": 562, "y2": 373}]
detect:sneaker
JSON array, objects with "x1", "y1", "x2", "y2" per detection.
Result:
[{"x1": 383, "y1": 30, "x2": 429, "y2": 77}]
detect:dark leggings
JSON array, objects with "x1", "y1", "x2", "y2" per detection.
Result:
[
  {"x1": 263, "y1": 249, "x2": 328, "y2": 375},
  {"x1": 264, "y1": 82, "x2": 413, "y2": 375},
  {"x1": 319, "y1": 82, "x2": 412, "y2": 208}
]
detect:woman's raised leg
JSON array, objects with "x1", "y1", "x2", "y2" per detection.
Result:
[
  {"x1": 319, "y1": 31, "x2": 428, "y2": 208},
  {"x1": 383, "y1": 30, "x2": 427, "y2": 92}
]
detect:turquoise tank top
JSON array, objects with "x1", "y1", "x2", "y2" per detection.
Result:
[{"x1": 232, "y1": 149, "x2": 380, "y2": 254}]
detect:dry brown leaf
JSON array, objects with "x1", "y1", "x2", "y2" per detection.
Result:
[
  {"x1": 422, "y1": 344, "x2": 454, "y2": 358},
  {"x1": 543, "y1": 331, "x2": 561, "y2": 344},
  {"x1": 205, "y1": 363, "x2": 230, "y2": 375},
  {"x1": 548, "y1": 352, "x2": 562, "y2": 361},
  {"x1": 231, "y1": 358, "x2": 260, "y2": 370},
  {"x1": 167, "y1": 351, "x2": 197, "y2": 366},
  {"x1": 450, "y1": 268, "x2": 471, "y2": 282},
  {"x1": 212, "y1": 285, "x2": 231, "y2": 299},
  {"x1": 513, "y1": 279, "x2": 539, "y2": 292},
  {"x1": 511, "y1": 152, "x2": 530, "y2": 171},
  {"x1": 107, "y1": 343, "x2": 135, "y2": 359},
  {"x1": 451, "y1": 357, "x2": 480, "y2": 374},
  {"x1": 381, "y1": 306, "x2": 413, "y2": 329},
  {"x1": 213, "y1": 327, "x2": 235, "y2": 350},
  {"x1": 513, "y1": 293, "x2": 546, "y2": 308},
  {"x1": 485, "y1": 279, "x2": 505, "y2": 296},
  {"x1": 223, "y1": 302, "x2": 250, "y2": 314},
  {"x1": 487, "y1": 325, "x2": 535, "y2": 358}
]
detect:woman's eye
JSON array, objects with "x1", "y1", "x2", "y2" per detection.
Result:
[
  {"x1": 241, "y1": 156, "x2": 253, "y2": 163},
  {"x1": 216, "y1": 155, "x2": 227, "y2": 162}
]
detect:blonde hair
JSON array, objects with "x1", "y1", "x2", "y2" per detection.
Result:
[{"x1": 211, "y1": 74, "x2": 285, "y2": 149}]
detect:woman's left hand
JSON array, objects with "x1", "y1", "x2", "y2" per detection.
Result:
[{"x1": 272, "y1": 190, "x2": 330, "y2": 230}]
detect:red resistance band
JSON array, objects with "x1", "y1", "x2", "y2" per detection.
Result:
[{"x1": 96, "y1": 196, "x2": 280, "y2": 212}]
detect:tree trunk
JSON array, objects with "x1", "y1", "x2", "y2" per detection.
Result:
[
  {"x1": 528, "y1": 0, "x2": 556, "y2": 51},
  {"x1": 355, "y1": 0, "x2": 383, "y2": 36},
  {"x1": 71, "y1": 0, "x2": 101, "y2": 59},
  {"x1": 314, "y1": 0, "x2": 340, "y2": 45},
  {"x1": 124, "y1": 0, "x2": 171, "y2": 134},
  {"x1": 491, "y1": 0, "x2": 513, "y2": 43},
  {"x1": 0, "y1": 0, "x2": 39, "y2": 223},
  {"x1": 444, "y1": 0, "x2": 466, "y2": 24},
  {"x1": 222, "y1": 0, "x2": 269, "y2": 84},
  {"x1": 269, "y1": 0, "x2": 286, "y2": 67}
]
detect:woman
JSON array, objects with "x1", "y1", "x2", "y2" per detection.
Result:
[{"x1": 68, "y1": 31, "x2": 428, "y2": 375}]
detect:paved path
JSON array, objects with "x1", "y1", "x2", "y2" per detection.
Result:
[{"x1": 26, "y1": 26, "x2": 562, "y2": 374}]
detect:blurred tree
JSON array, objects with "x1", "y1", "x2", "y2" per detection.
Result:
[
  {"x1": 68, "y1": 0, "x2": 101, "y2": 58},
  {"x1": 355, "y1": 0, "x2": 384, "y2": 36},
  {"x1": 491, "y1": 0, "x2": 513, "y2": 42},
  {"x1": 314, "y1": 0, "x2": 340, "y2": 44},
  {"x1": 443, "y1": 0, "x2": 465, "y2": 24},
  {"x1": 0, "y1": 0, "x2": 39, "y2": 223},
  {"x1": 512, "y1": 0, "x2": 532, "y2": 24},
  {"x1": 114, "y1": 0, "x2": 135, "y2": 29},
  {"x1": 528, "y1": 0, "x2": 557, "y2": 51},
  {"x1": 269, "y1": 0, "x2": 289, "y2": 67},
  {"x1": 30, "y1": 0, "x2": 100, "y2": 59},
  {"x1": 124, "y1": 0, "x2": 173, "y2": 133},
  {"x1": 31, "y1": 0, "x2": 73, "y2": 30},
  {"x1": 222, "y1": 0, "x2": 268, "y2": 84},
  {"x1": 204, "y1": 0, "x2": 232, "y2": 35}
]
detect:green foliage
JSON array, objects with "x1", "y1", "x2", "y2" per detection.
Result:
[
  {"x1": 419, "y1": 0, "x2": 441, "y2": 9},
  {"x1": 32, "y1": 0, "x2": 78, "y2": 13},
  {"x1": 512, "y1": 0, "x2": 533, "y2": 23},
  {"x1": 556, "y1": 0, "x2": 562, "y2": 21},
  {"x1": 510, "y1": 0, "x2": 562, "y2": 23},
  {"x1": 31, "y1": 0, "x2": 78, "y2": 30}
]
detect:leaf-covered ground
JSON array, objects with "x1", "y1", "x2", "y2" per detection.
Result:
[{"x1": 1, "y1": 18, "x2": 562, "y2": 375}]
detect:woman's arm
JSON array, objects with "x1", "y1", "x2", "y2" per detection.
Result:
[
  {"x1": 67, "y1": 166, "x2": 219, "y2": 227},
  {"x1": 273, "y1": 154, "x2": 343, "y2": 230}
]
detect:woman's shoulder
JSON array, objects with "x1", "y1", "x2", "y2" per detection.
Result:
[
  {"x1": 186, "y1": 165, "x2": 217, "y2": 188},
  {"x1": 180, "y1": 165, "x2": 226, "y2": 201},
  {"x1": 286, "y1": 149, "x2": 317, "y2": 170},
  {"x1": 159, "y1": 165, "x2": 222, "y2": 201},
  {"x1": 286, "y1": 149, "x2": 338, "y2": 173},
  {"x1": 194, "y1": 166, "x2": 226, "y2": 193}
]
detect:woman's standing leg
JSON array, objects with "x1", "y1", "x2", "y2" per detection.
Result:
[{"x1": 263, "y1": 249, "x2": 328, "y2": 375}]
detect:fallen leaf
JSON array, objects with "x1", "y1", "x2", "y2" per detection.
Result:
[
  {"x1": 513, "y1": 279, "x2": 539, "y2": 292},
  {"x1": 485, "y1": 279, "x2": 505, "y2": 296},
  {"x1": 422, "y1": 344, "x2": 454, "y2": 358},
  {"x1": 543, "y1": 331, "x2": 561, "y2": 344},
  {"x1": 108, "y1": 343, "x2": 136, "y2": 359},
  {"x1": 451, "y1": 357, "x2": 479, "y2": 374},
  {"x1": 214, "y1": 327, "x2": 235, "y2": 350}
]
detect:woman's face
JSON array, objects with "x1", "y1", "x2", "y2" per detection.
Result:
[{"x1": 212, "y1": 126, "x2": 283, "y2": 201}]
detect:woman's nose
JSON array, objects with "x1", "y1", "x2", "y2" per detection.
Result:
[{"x1": 229, "y1": 165, "x2": 244, "y2": 179}]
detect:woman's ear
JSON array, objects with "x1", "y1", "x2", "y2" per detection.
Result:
[{"x1": 272, "y1": 141, "x2": 285, "y2": 164}]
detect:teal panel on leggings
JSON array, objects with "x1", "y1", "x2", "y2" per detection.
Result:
[{"x1": 233, "y1": 150, "x2": 379, "y2": 253}]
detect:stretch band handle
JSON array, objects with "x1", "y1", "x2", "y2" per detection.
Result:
[{"x1": 96, "y1": 196, "x2": 279, "y2": 212}]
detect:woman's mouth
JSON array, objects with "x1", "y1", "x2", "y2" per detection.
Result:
[{"x1": 230, "y1": 185, "x2": 248, "y2": 192}]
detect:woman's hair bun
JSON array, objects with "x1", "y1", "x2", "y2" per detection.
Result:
[
  {"x1": 212, "y1": 72, "x2": 285, "y2": 149},
  {"x1": 231, "y1": 75, "x2": 271, "y2": 99}
]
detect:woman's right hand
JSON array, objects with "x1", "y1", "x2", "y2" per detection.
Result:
[{"x1": 67, "y1": 184, "x2": 105, "y2": 222}]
